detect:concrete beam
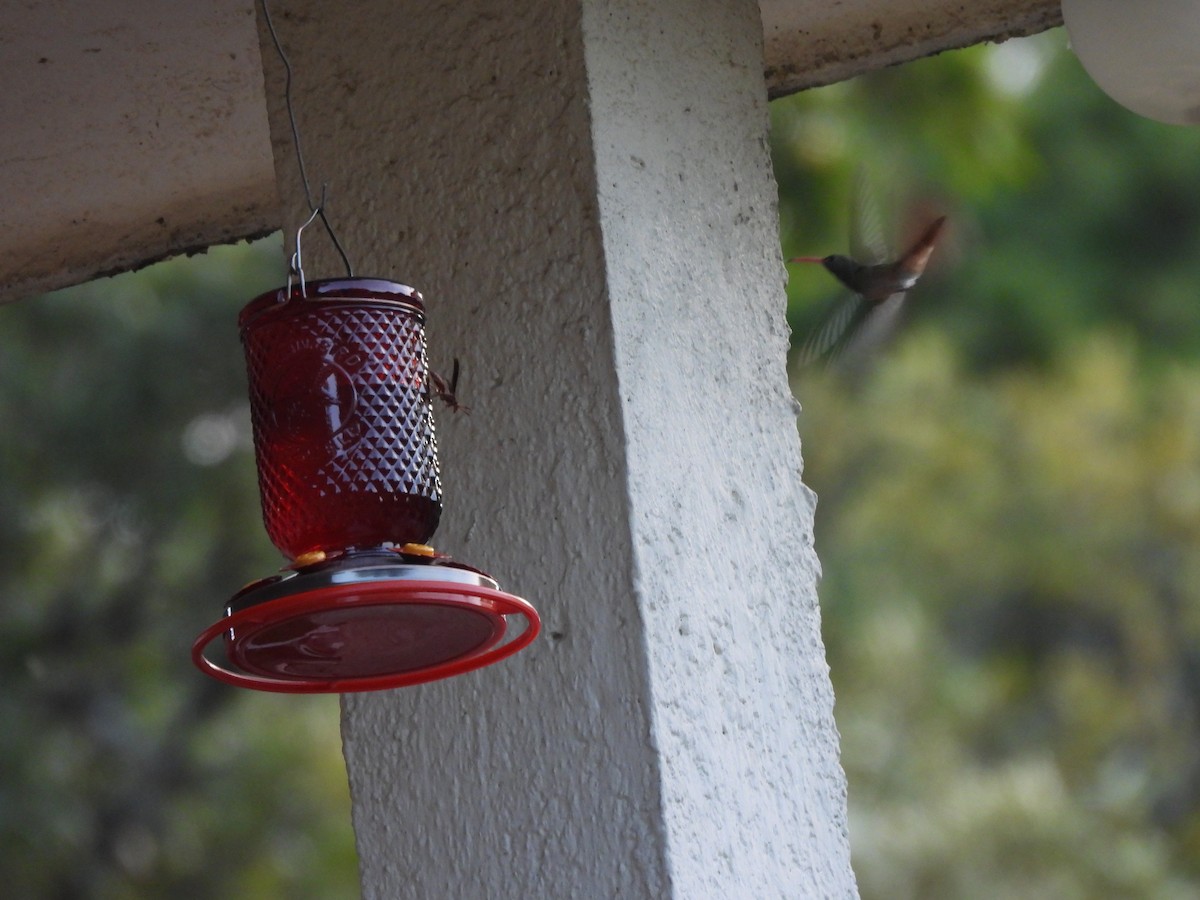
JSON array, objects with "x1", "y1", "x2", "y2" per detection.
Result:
[
  {"x1": 763, "y1": 0, "x2": 1062, "y2": 96},
  {"x1": 258, "y1": 0, "x2": 855, "y2": 895},
  {"x1": 0, "y1": 1, "x2": 1061, "y2": 304},
  {"x1": 0, "y1": 0, "x2": 278, "y2": 301}
]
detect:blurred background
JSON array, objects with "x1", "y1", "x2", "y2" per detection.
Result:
[
  {"x1": 4, "y1": 26, "x2": 1200, "y2": 898},
  {"x1": 0, "y1": 247, "x2": 358, "y2": 897},
  {"x1": 778, "y1": 27, "x2": 1200, "y2": 900}
]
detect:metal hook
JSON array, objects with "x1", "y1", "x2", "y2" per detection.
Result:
[
  {"x1": 260, "y1": 0, "x2": 355, "y2": 290},
  {"x1": 288, "y1": 201, "x2": 324, "y2": 298}
]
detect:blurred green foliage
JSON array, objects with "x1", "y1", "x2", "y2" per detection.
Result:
[
  {"x1": 0, "y1": 245, "x2": 358, "y2": 897},
  {"x1": 5, "y1": 23, "x2": 1200, "y2": 899},
  {"x1": 778, "y1": 29, "x2": 1200, "y2": 899}
]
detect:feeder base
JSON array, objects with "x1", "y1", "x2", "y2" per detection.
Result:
[{"x1": 193, "y1": 551, "x2": 539, "y2": 693}]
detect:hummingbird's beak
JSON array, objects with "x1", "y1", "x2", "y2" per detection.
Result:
[{"x1": 787, "y1": 256, "x2": 824, "y2": 264}]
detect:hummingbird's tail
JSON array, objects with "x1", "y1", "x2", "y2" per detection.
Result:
[{"x1": 898, "y1": 216, "x2": 947, "y2": 278}]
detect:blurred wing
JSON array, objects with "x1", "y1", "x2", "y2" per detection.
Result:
[
  {"x1": 849, "y1": 167, "x2": 890, "y2": 265},
  {"x1": 798, "y1": 292, "x2": 866, "y2": 367},
  {"x1": 800, "y1": 292, "x2": 911, "y2": 370},
  {"x1": 835, "y1": 293, "x2": 908, "y2": 368}
]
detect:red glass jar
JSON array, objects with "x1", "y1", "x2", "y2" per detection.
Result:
[{"x1": 240, "y1": 278, "x2": 442, "y2": 559}]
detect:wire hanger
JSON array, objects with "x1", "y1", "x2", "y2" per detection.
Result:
[{"x1": 259, "y1": 0, "x2": 355, "y2": 296}]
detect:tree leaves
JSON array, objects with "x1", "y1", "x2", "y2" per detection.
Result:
[{"x1": 779, "y1": 31, "x2": 1200, "y2": 896}]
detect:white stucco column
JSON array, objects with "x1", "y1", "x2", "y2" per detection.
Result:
[{"x1": 258, "y1": 0, "x2": 856, "y2": 896}]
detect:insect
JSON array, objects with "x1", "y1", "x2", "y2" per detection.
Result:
[{"x1": 430, "y1": 358, "x2": 469, "y2": 413}]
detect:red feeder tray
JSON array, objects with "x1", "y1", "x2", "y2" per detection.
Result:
[
  {"x1": 193, "y1": 278, "x2": 540, "y2": 692},
  {"x1": 194, "y1": 552, "x2": 539, "y2": 693}
]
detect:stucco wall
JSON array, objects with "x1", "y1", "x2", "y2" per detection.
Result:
[
  {"x1": 582, "y1": 0, "x2": 854, "y2": 892},
  {"x1": 258, "y1": 0, "x2": 856, "y2": 894},
  {"x1": 0, "y1": 0, "x2": 1060, "y2": 303},
  {"x1": 762, "y1": 0, "x2": 1061, "y2": 95},
  {"x1": 0, "y1": 0, "x2": 278, "y2": 301}
]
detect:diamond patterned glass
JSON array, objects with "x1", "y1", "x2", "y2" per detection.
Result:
[{"x1": 240, "y1": 280, "x2": 442, "y2": 559}]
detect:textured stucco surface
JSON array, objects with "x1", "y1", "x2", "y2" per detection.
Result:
[
  {"x1": 261, "y1": 0, "x2": 855, "y2": 896},
  {"x1": 761, "y1": 0, "x2": 1062, "y2": 96},
  {"x1": 0, "y1": 0, "x2": 1062, "y2": 303},
  {"x1": 0, "y1": 0, "x2": 278, "y2": 300},
  {"x1": 581, "y1": 0, "x2": 854, "y2": 894},
  {"x1": 260, "y1": 0, "x2": 671, "y2": 895}
]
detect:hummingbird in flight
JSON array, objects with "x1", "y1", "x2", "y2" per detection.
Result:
[{"x1": 789, "y1": 208, "x2": 946, "y2": 368}]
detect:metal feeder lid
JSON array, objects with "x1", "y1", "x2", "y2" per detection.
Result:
[{"x1": 193, "y1": 550, "x2": 540, "y2": 693}]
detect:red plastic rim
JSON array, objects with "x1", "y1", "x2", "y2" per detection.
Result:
[{"x1": 193, "y1": 580, "x2": 540, "y2": 693}]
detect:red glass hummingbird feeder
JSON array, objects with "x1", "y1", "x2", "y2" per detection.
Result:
[{"x1": 192, "y1": 277, "x2": 540, "y2": 692}]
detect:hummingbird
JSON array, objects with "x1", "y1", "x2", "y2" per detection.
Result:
[{"x1": 789, "y1": 214, "x2": 946, "y2": 367}]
